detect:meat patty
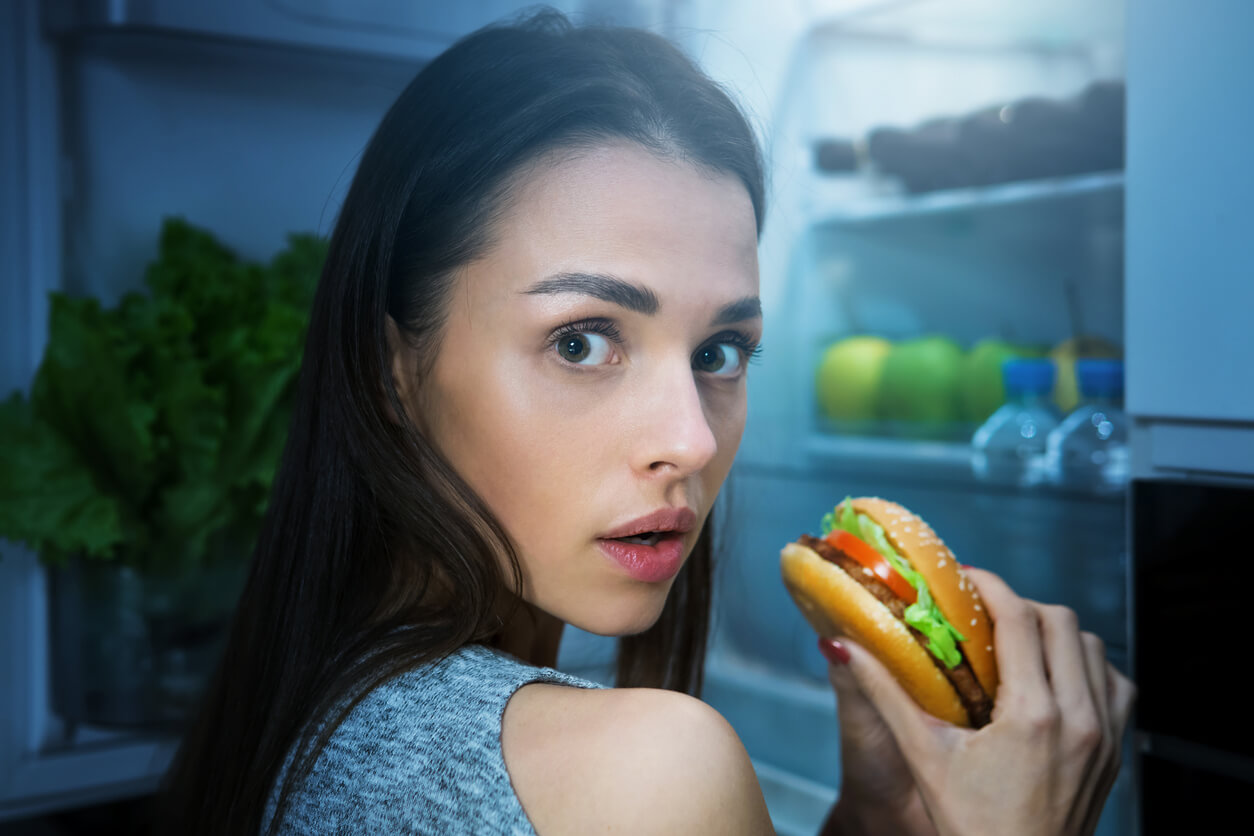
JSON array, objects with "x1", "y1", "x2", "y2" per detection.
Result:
[{"x1": 800, "y1": 534, "x2": 993, "y2": 728}]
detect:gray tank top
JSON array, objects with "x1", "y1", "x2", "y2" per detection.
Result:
[{"x1": 263, "y1": 643, "x2": 605, "y2": 834}]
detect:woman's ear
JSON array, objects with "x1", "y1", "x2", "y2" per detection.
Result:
[{"x1": 385, "y1": 315, "x2": 421, "y2": 427}]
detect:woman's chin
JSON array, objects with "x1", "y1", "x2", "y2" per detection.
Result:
[{"x1": 567, "y1": 589, "x2": 673, "y2": 638}]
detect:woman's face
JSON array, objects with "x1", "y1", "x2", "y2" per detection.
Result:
[{"x1": 410, "y1": 143, "x2": 760, "y2": 637}]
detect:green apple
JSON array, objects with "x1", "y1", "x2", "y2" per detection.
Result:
[
  {"x1": 1050, "y1": 336, "x2": 1121, "y2": 413},
  {"x1": 877, "y1": 336, "x2": 964, "y2": 425},
  {"x1": 959, "y1": 338, "x2": 1035, "y2": 423},
  {"x1": 815, "y1": 336, "x2": 893, "y2": 422}
]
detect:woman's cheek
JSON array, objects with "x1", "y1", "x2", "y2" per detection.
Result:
[{"x1": 705, "y1": 380, "x2": 748, "y2": 440}]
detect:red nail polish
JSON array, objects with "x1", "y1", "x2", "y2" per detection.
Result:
[
  {"x1": 818, "y1": 637, "x2": 850, "y2": 665},
  {"x1": 961, "y1": 563, "x2": 975, "y2": 570}
]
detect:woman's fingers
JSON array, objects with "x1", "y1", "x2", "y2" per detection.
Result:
[
  {"x1": 823, "y1": 640, "x2": 923, "y2": 807},
  {"x1": 1034, "y1": 607, "x2": 1111, "y2": 833},
  {"x1": 1079, "y1": 661, "x2": 1136, "y2": 835},
  {"x1": 1080, "y1": 631, "x2": 1112, "y2": 733},
  {"x1": 1096, "y1": 665, "x2": 1136, "y2": 830},
  {"x1": 1108, "y1": 662, "x2": 1137, "y2": 748},
  {"x1": 964, "y1": 569, "x2": 1053, "y2": 715},
  {"x1": 1035, "y1": 603, "x2": 1137, "y2": 836},
  {"x1": 1110, "y1": 656, "x2": 1136, "y2": 712},
  {"x1": 1037, "y1": 604, "x2": 1105, "y2": 745},
  {"x1": 970, "y1": 570, "x2": 1131, "y2": 836},
  {"x1": 840, "y1": 639, "x2": 946, "y2": 759}
]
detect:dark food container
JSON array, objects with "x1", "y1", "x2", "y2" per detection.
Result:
[{"x1": 817, "y1": 80, "x2": 1125, "y2": 192}]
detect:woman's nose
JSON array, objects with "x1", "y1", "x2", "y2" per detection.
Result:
[{"x1": 631, "y1": 362, "x2": 718, "y2": 479}]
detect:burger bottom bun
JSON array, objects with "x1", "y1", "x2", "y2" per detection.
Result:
[{"x1": 780, "y1": 541, "x2": 970, "y2": 728}]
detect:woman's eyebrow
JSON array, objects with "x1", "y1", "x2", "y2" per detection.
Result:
[
  {"x1": 522, "y1": 272, "x2": 659, "y2": 314},
  {"x1": 524, "y1": 272, "x2": 761, "y2": 326},
  {"x1": 712, "y1": 295, "x2": 762, "y2": 326}
]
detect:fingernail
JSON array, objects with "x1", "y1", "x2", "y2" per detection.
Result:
[
  {"x1": 818, "y1": 637, "x2": 850, "y2": 666},
  {"x1": 961, "y1": 563, "x2": 975, "y2": 570}
]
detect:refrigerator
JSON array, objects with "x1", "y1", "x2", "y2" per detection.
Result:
[
  {"x1": 2, "y1": 1, "x2": 1252, "y2": 833},
  {"x1": 664, "y1": 1, "x2": 1133, "y2": 833},
  {"x1": 658, "y1": 2, "x2": 1254, "y2": 835}
]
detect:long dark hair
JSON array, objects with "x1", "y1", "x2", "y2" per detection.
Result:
[{"x1": 159, "y1": 8, "x2": 765, "y2": 834}]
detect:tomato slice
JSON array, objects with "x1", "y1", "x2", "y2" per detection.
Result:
[{"x1": 824, "y1": 529, "x2": 917, "y2": 605}]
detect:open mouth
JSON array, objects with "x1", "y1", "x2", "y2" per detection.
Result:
[
  {"x1": 612, "y1": 531, "x2": 666, "y2": 546},
  {"x1": 598, "y1": 522, "x2": 690, "y2": 583}
]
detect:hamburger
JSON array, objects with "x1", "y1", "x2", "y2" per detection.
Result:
[{"x1": 780, "y1": 496, "x2": 998, "y2": 728}]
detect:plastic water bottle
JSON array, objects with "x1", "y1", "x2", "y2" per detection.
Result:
[
  {"x1": 971, "y1": 358, "x2": 1061, "y2": 487},
  {"x1": 1045, "y1": 359, "x2": 1129, "y2": 493}
]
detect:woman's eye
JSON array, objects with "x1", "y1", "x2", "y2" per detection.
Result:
[
  {"x1": 556, "y1": 332, "x2": 614, "y2": 365},
  {"x1": 693, "y1": 343, "x2": 743, "y2": 376}
]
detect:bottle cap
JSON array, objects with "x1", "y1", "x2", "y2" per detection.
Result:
[
  {"x1": 1002, "y1": 358, "x2": 1056, "y2": 395},
  {"x1": 1077, "y1": 359, "x2": 1125, "y2": 398}
]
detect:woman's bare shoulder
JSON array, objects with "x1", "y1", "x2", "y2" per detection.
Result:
[{"x1": 502, "y1": 682, "x2": 774, "y2": 835}]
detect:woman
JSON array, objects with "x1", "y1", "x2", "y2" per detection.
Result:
[{"x1": 161, "y1": 9, "x2": 1134, "y2": 835}]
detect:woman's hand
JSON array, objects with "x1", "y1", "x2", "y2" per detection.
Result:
[
  {"x1": 820, "y1": 637, "x2": 938, "y2": 836},
  {"x1": 822, "y1": 567, "x2": 1136, "y2": 836}
]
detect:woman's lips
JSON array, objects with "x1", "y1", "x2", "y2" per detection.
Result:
[{"x1": 597, "y1": 533, "x2": 687, "y2": 583}]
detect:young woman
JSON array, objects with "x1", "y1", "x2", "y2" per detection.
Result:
[{"x1": 161, "y1": 9, "x2": 1134, "y2": 835}]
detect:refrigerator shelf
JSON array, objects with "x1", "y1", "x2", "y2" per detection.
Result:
[
  {"x1": 800, "y1": 431, "x2": 1127, "y2": 500},
  {"x1": 804, "y1": 431, "x2": 973, "y2": 482},
  {"x1": 810, "y1": 0, "x2": 1124, "y2": 53},
  {"x1": 41, "y1": 0, "x2": 580, "y2": 66},
  {"x1": 803, "y1": 169, "x2": 1123, "y2": 233},
  {"x1": 0, "y1": 728, "x2": 174, "y2": 821}
]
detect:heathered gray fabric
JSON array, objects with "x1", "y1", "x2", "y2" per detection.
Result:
[{"x1": 263, "y1": 643, "x2": 605, "y2": 834}]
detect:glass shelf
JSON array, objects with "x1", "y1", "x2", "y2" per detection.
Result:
[
  {"x1": 0, "y1": 730, "x2": 175, "y2": 820},
  {"x1": 804, "y1": 431, "x2": 975, "y2": 482},
  {"x1": 802, "y1": 431, "x2": 1127, "y2": 501},
  {"x1": 41, "y1": 0, "x2": 581, "y2": 65},
  {"x1": 804, "y1": 170, "x2": 1123, "y2": 232},
  {"x1": 815, "y1": 0, "x2": 1124, "y2": 52}
]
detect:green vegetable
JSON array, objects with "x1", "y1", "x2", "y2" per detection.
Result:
[
  {"x1": 821, "y1": 497, "x2": 967, "y2": 669},
  {"x1": 0, "y1": 218, "x2": 326, "y2": 572}
]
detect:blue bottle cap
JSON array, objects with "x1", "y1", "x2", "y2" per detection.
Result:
[
  {"x1": 1076, "y1": 359, "x2": 1125, "y2": 398},
  {"x1": 1002, "y1": 358, "x2": 1056, "y2": 395}
]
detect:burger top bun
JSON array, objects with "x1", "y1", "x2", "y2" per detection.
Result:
[
  {"x1": 781, "y1": 541, "x2": 969, "y2": 727},
  {"x1": 845, "y1": 497, "x2": 999, "y2": 701}
]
